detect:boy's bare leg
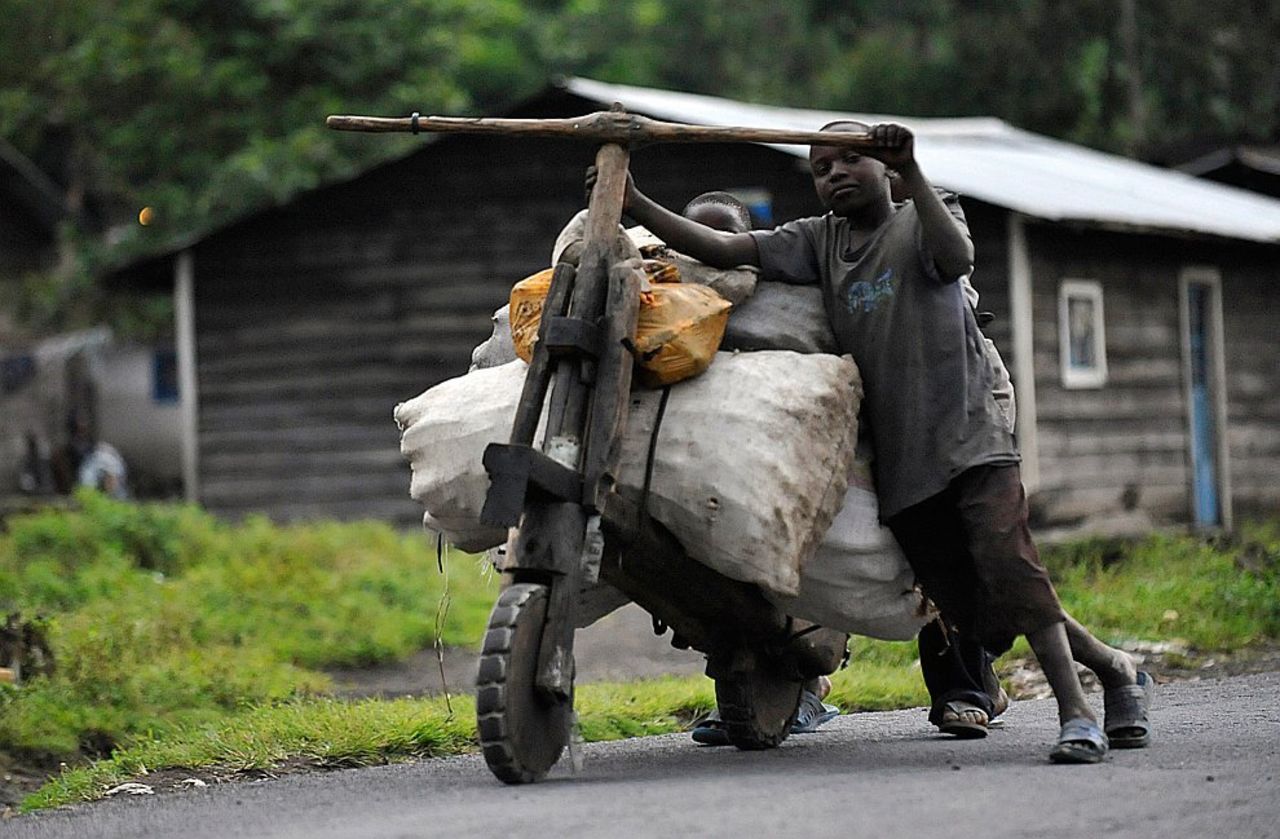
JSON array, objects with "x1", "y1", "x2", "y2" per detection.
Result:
[
  {"x1": 1063, "y1": 613, "x2": 1138, "y2": 689},
  {"x1": 1025, "y1": 621, "x2": 1095, "y2": 725}
]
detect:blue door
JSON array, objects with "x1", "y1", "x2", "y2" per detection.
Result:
[{"x1": 1186, "y1": 281, "x2": 1221, "y2": 527}]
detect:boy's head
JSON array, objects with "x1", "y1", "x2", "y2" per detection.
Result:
[
  {"x1": 809, "y1": 120, "x2": 891, "y2": 216},
  {"x1": 682, "y1": 191, "x2": 752, "y2": 233}
]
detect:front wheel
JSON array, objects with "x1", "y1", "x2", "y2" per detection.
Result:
[
  {"x1": 476, "y1": 583, "x2": 572, "y2": 783},
  {"x1": 714, "y1": 647, "x2": 804, "y2": 750}
]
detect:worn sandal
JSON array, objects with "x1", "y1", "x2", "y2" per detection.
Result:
[
  {"x1": 1105, "y1": 670, "x2": 1154, "y2": 749},
  {"x1": 1049, "y1": 717, "x2": 1109, "y2": 764},
  {"x1": 937, "y1": 700, "x2": 989, "y2": 739}
]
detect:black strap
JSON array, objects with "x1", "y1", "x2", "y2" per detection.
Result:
[
  {"x1": 411, "y1": 111, "x2": 421, "y2": 135},
  {"x1": 640, "y1": 386, "x2": 672, "y2": 520}
]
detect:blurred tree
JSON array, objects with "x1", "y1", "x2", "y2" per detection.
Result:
[{"x1": 0, "y1": 0, "x2": 1277, "y2": 336}]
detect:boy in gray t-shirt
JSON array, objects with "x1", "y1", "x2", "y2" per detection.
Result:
[{"x1": 609, "y1": 122, "x2": 1152, "y2": 763}]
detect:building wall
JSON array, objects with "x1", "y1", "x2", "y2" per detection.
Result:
[
  {"x1": 1023, "y1": 225, "x2": 1280, "y2": 526},
  {"x1": 1218, "y1": 250, "x2": 1280, "y2": 518},
  {"x1": 95, "y1": 344, "x2": 183, "y2": 488}
]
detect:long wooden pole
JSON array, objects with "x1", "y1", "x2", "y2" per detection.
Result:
[{"x1": 326, "y1": 109, "x2": 872, "y2": 148}]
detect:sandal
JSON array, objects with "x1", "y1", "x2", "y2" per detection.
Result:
[
  {"x1": 1105, "y1": 670, "x2": 1154, "y2": 749},
  {"x1": 1049, "y1": 717, "x2": 1109, "y2": 764},
  {"x1": 937, "y1": 700, "x2": 989, "y2": 739}
]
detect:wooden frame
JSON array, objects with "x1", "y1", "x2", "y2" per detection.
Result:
[
  {"x1": 1057, "y1": 279, "x2": 1108, "y2": 389},
  {"x1": 174, "y1": 250, "x2": 200, "y2": 503},
  {"x1": 1178, "y1": 266, "x2": 1233, "y2": 530},
  {"x1": 1007, "y1": 215, "x2": 1040, "y2": 490}
]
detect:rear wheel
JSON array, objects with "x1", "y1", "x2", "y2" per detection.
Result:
[
  {"x1": 476, "y1": 583, "x2": 571, "y2": 783},
  {"x1": 714, "y1": 647, "x2": 804, "y2": 750}
]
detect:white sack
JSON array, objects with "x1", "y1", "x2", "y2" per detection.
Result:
[
  {"x1": 396, "y1": 363, "x2": 536, "y2": 552},
  {"x1": 395, "y1": 351, "x2": 862, "y2": 596},
  {"x1": 469, "y1": 304, "x2": 516, "y2": 372},
  {"x1": 763, "y1": 461, "x2": 930, "y2": 641}
]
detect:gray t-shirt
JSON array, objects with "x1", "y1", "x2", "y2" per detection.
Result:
[{"x1": 749, "y1": 196, "x2": 1017, "y2": 518}]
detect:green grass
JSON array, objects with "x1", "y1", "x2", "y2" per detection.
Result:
[
  {"x1": 0, "y1": 490, "x2": 497, "y2": 767},
  {"x1": 5, "y1": 497, "x2": 1279, "y2": 812}
]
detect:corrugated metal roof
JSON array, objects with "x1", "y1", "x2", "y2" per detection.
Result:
[{"x1": 566, "y1": 78, "x2": 1280, "y2": 244}]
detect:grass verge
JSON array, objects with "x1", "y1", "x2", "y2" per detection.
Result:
[{"x1": 7, "y1": 502, "x2": 1279, "y2": 812}]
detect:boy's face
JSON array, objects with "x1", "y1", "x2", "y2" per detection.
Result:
[{"x1": 809, "y1": 124, "x2": 889, "y2": 216}]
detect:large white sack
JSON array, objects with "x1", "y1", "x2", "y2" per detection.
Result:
[
  {"x1": 395, "y1": 351, "x2": 862, "y2": 596},
  {"x1": 763, "y1": 460, "x2": 931, "y2": 641},
  {"x1": 613, "y1": 351, "x2": 859, "y2": 596},
  {"x1": 396, "y1": 363, "x2": 535, "y2": 552}
]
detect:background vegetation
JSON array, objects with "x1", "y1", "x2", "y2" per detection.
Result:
[{"x1": 2, "y1": 0, "x2": 1277, "y2": 337}]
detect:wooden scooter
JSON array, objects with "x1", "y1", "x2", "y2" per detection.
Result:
[{"x1": 328, "y1": 108, "x2": 875, "y2": 784}]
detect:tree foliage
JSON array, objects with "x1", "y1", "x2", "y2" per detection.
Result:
[{"x1": 1, "y1": 0, "x2": 1277, "y2": 334}]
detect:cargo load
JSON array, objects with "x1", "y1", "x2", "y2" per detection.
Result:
[
  {"x1": 763, "y1": 451, "x2": 931, "y2": 640},
  {"x1": 722, "y1": 281, "x2": 839, "y2": 355},
  {"x1": 396, "y1": 350, "x2": 862, "y2": 596},
  {"x1": 552, "y1": 209, "x2": 758, "y2": 305},
  {"x1": 508, "y1": 262, "x2": 732, "y2": 387}
]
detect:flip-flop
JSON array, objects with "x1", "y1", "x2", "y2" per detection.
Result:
[
  {"x1": 1049, "y1": 717, "x2": 1109, "y2": 764},
  {"x1": 937, "y1": 700, "x2": 989, "y2": 739},
  {"x1": 1105, "y1": 670, "x2": 1154, "y2": 749}
]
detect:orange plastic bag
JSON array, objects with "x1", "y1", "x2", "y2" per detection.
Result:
[
  {"x1": 508, "y1": 261, "x2": 731, "y2": 387},
  {"x1": 509, "y1": 267, "x2": 556, "y2": 364}
]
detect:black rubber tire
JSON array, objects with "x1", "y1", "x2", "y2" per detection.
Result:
[
  {"x1": 714, "y1": 648, "x2": 804, "y2": 750},
  {"x1": 475, "y1": 583, "x2": 571, "y2": 784}
]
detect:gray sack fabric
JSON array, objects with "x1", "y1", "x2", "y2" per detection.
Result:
[{"x1": 722, "y1": 282, "x2": 839, "y2": 354}]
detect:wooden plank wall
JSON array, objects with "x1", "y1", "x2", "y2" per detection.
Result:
[
  {"x1": 1219, "y1": 254, "x2": 1280, "y2": 518},
  {"x1": 188, "y1": 122, "x2": 817, "y2": 526},
  {"x1": 1024, "y1": 226, "x2": 1280, "y2": 526},
  {"x1": 1028, "y1": 226, "x2": 1190, "y2": 524}
]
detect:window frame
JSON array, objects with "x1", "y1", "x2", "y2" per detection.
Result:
[{"x1": 1057, "y1": 279, "x2": 1108, "y2": 389}]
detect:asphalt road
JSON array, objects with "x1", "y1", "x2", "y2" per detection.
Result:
[{"x1": 9, "y1": 671, "x2": 1280, "y2": 839}]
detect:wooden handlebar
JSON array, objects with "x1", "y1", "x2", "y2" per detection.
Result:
[{"x1": 325, "y1": 109, "x2": 874, "y2": 148}]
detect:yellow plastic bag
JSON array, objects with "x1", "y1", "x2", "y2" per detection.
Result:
[{"x1": 508, "y1": 261, "x2": 731, "y2": 387}]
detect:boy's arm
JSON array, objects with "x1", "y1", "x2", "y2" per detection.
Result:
[
  {"x1": 868, "y1": 124, "x2": 974, "y2": 281},
  {"x1": 586, "y1": 168, "x2": 760, "y2": 269}
]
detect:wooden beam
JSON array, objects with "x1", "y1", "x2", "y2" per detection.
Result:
[
  {"x1": 326, "y1": 110, "x2": 873, "y2": 150},
  {"x1": 174, "y1": 250, "x2": 200, "y2": 503},
  {"x1": 1007, "y1": 214, "x2": 1040, "y2": 492}
]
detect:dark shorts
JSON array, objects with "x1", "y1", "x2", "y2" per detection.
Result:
[{"x1": 886, "y1": 463, "x2": 1063, "y2": 653}]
